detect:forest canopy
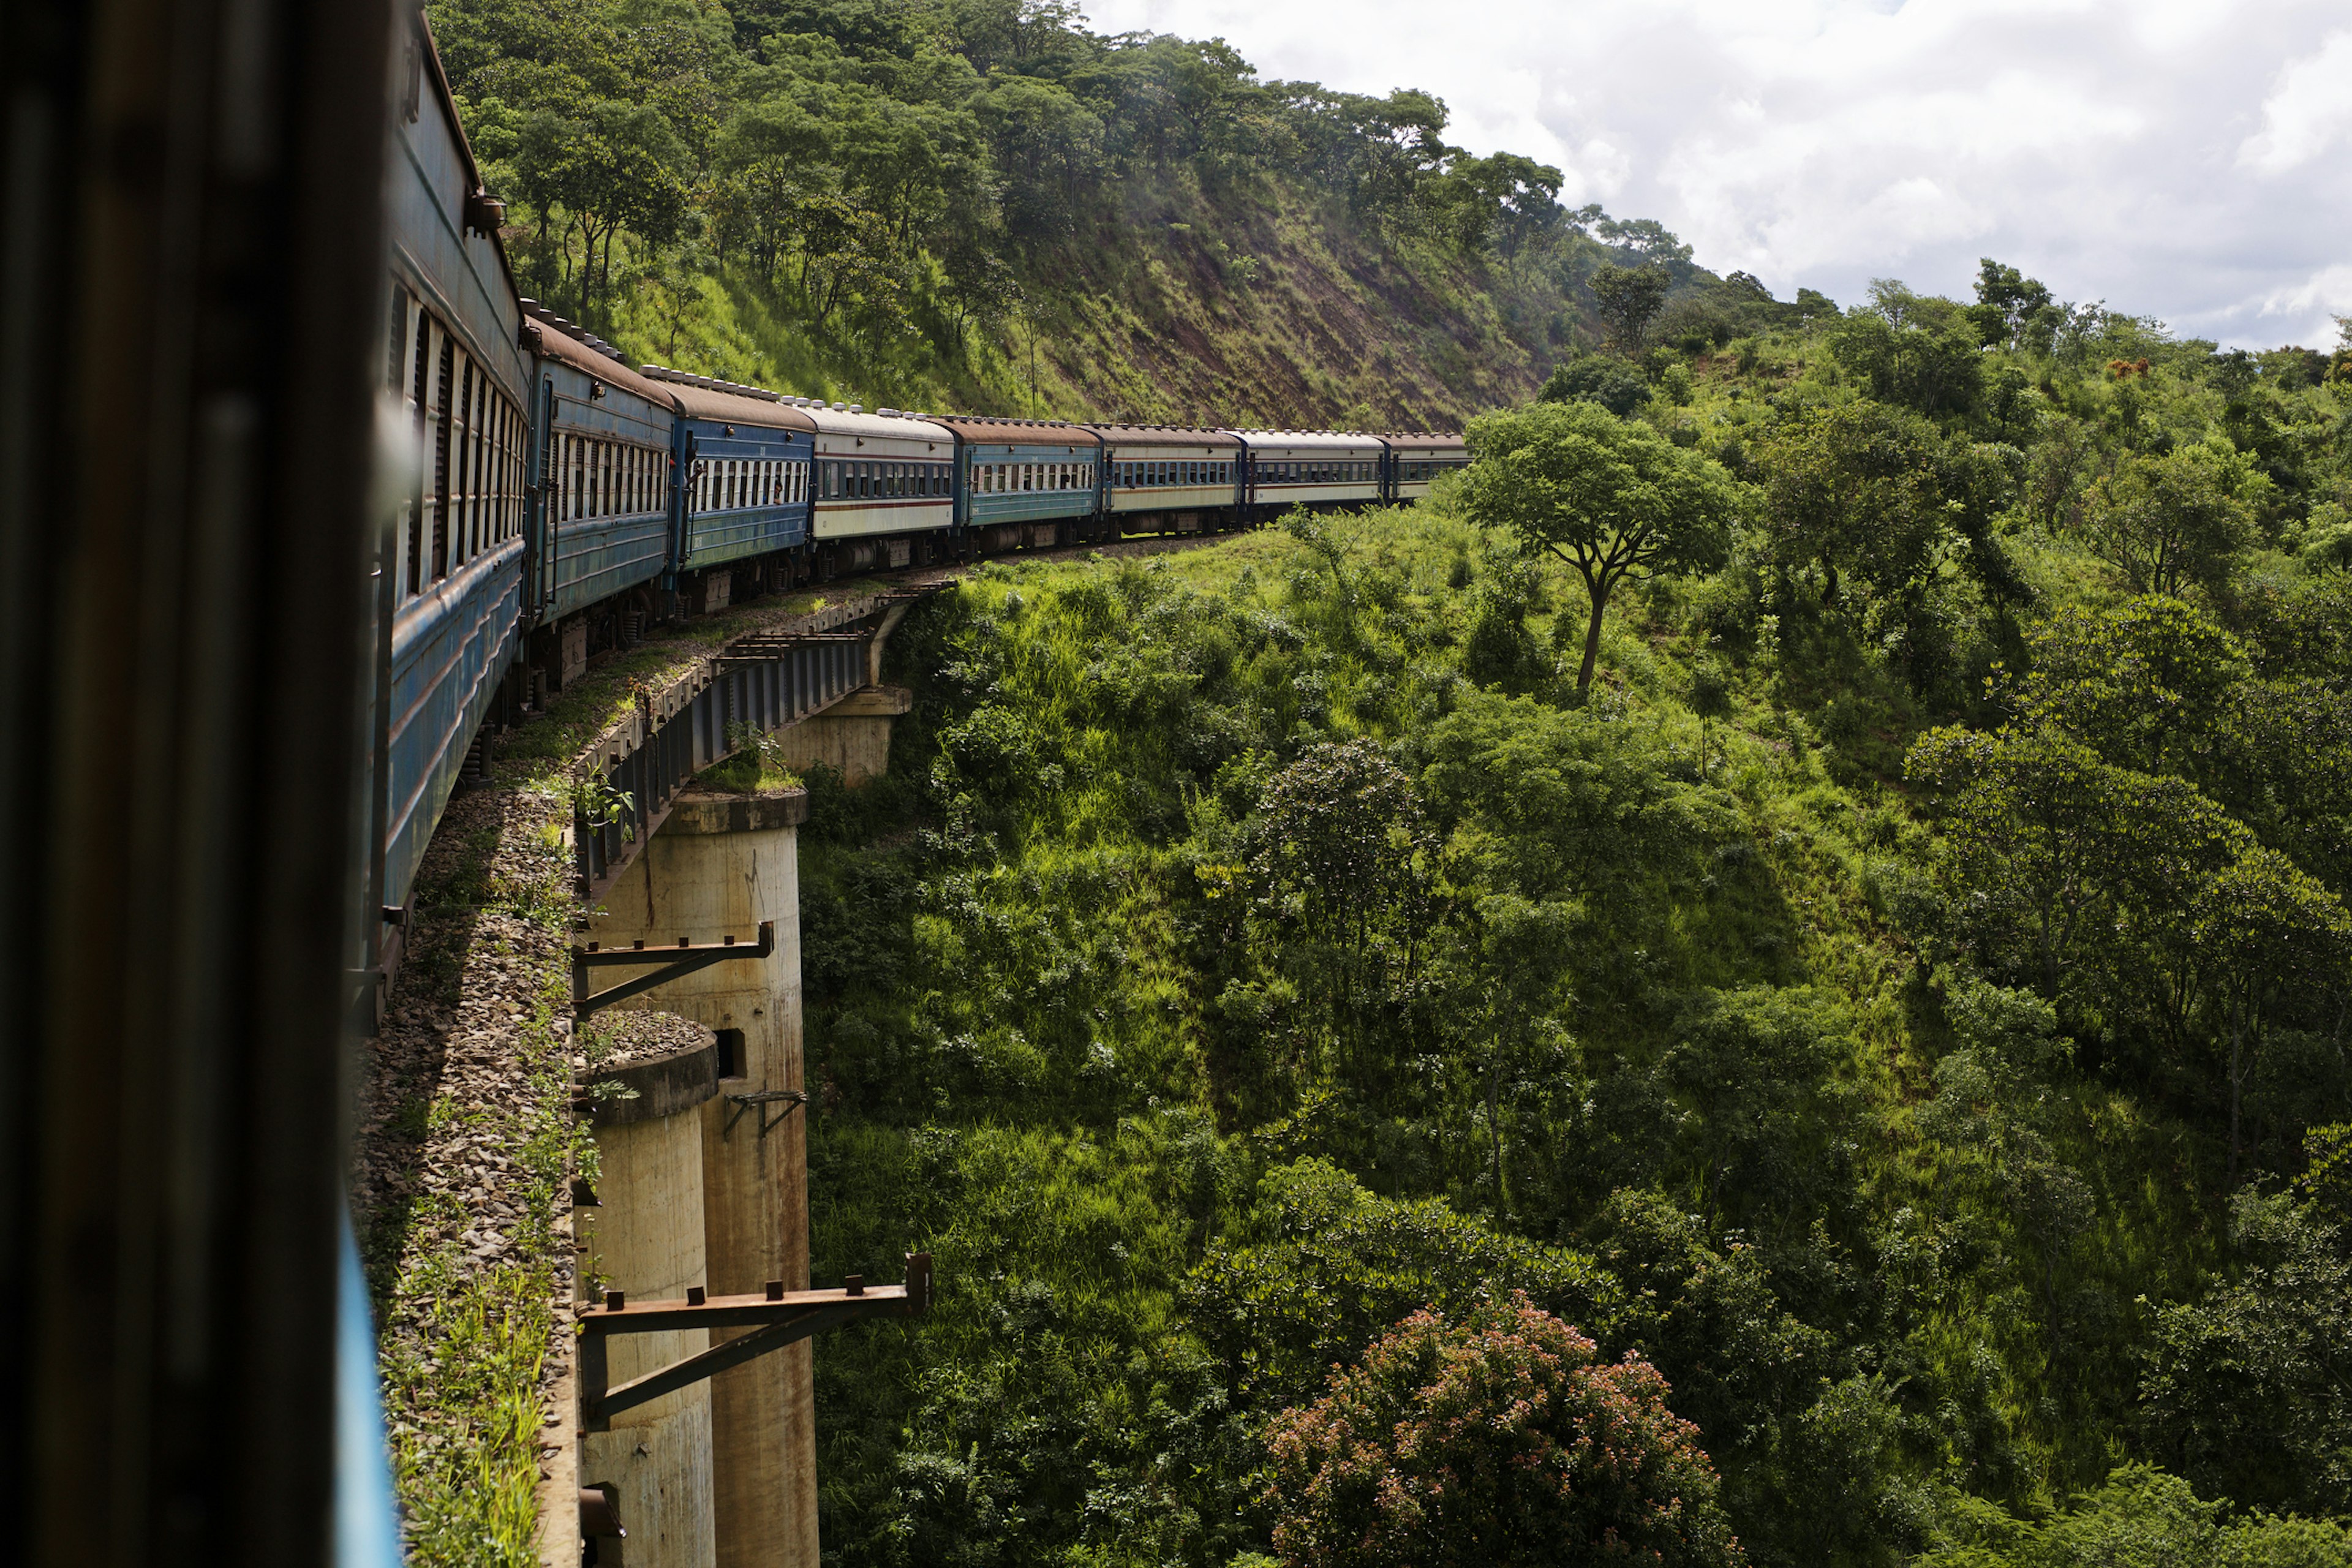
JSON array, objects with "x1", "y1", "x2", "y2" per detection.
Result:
[
  {"x1": 751, "y1": 243, "x2": 2352, "y2": 1568},
  {"x1": 426, "y1": 0, "x2": 1817, "y2": 423}
]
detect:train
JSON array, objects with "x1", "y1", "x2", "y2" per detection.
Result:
[{"x1": 366, "y1": 15, "x2": 1467, "y2": 997}]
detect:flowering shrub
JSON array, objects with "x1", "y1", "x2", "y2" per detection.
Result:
[{"x1": 1263, "y1": 1293, "x2": 1743, "y2": 1567}]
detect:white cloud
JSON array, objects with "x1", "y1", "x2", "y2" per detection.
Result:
[
  {"x1": 2258, "y1": 263, "x2": 2352, "y2": 338},
  {"x1": 2239, "y1": 31, "x2": 2352, "y2": 175},
  {"x1": 1081, "y1": 0, "x2": 2352, "y2": 347}
]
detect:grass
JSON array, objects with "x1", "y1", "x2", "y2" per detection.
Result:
[{"x1": 362, "y1": 783, "x2": 599, "y2": 1567}]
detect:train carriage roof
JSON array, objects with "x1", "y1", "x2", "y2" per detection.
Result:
[
  {"x1": 530, "y1": 320, "x2": 680, "y2": 410},
  {"x1": 931, "y1": 415, "x2": 1102, "y2": 450},
  {"x1": 1082, "y1": 422, "x2": 1242, "y2": 450},
  {"x1": 404, "y1": 12, "x2": 525, "y2": 317},
  {"x1": 638, "y1": 364, "x2": 817, "y2": 432},
  {"x1": 1226, "y1": 428, "x2": 1389, "y2": 451},
  {"x1": 802, "y1": 405, "x2": 954, "y2": 447},
  {"x1": 1379, "y1": 431, "x2": 1468, "y2": 452}
]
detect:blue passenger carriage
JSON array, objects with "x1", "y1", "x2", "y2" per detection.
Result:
[
  {"x1": 1234, "y1": 429, "x2": 1387, "y2": 519},
  {"x1": 1090, "y1": 424, "x2": 1243, "y2": 537},
  {"x1": 643, "y1": 367, "x2": 818, "y2": 609},
  {"x1": 1380, "y1": 431, "x2": 1469, "y2": 504},
  {"x1": 376, "y1": 12, "x2": 535, "y2": 927},
  {"x1": 522, "y1": 312, "x2": 680, "y2": 682},
  {"x1": 937, "y1": 417, "x2": 1104, "y2": 551},
  {"x1": 807, "y1": 405, "x2": 957, "y2": 573}
]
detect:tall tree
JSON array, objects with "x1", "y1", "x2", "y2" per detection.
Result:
[
  {"x1": 1463, "y1": 401, "x2": 1743, "y2": 695},
  {"x1": 1588, "y1": 263, "x2": 1670, "y2": 355},
  {"x1": 2081, "y1": 448, "x2": 2254, "y2": 598}
]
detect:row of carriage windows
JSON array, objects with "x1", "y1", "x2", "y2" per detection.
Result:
[
  {"x1": 1259, "y1": 458, "x2": 1379, "y2": 484},
  {"x1": 818, "y1": 459, "x2": 952, "y2": 500},
  {"x1": 1397, "y1": 459, "x2": 1466, "y2": 483},
  {"x1": 562, "y1": 433, "x2": 666, "y2": 522},
  {"x1": 694, "y1": 457, "x2": 809, "y2": 513},
  {"x1": 1117, "y1": 459, "x2": 1227, "y2": 488},
  {"x1": 977, "y1": 460, "x2": 1095, "y2": 494},
  {"x1": 388, "y1": 286, "x2": 526, "y2": 599}
]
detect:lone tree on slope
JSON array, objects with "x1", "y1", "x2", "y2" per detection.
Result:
[{"x1": 1463, "y1": 400, "x2": 1743, "y2": 697}]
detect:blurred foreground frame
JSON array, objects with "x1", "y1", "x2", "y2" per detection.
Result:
[{"x1": 1, "y1": 0, "x2": 393, "y2": 1562}]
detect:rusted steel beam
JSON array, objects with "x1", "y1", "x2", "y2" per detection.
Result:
[
  {"x1": 581, "y1": 1273, "x2": 922, "y2": 1336},
  {"x1": 569, "y1": 920, "x2": 775, "y2": 1017},
  {"x1": 579, "y1": 1254, "x2": 932, "y2": 1430}
]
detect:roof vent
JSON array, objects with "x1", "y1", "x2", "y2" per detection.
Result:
[
  {"x1": 848, "y1": 404, "x2": 862, "y2": 414},
  {"x1": 831, "y1": 401, "x2": 846, "y2": 411},
  {"x1": 878, "y1": 407, "x2": 899, "y2": 418}
]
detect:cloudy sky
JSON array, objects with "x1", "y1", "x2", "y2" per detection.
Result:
[{"x1": 1080, "y1": 0, "x2": 2352, "y2": 349}]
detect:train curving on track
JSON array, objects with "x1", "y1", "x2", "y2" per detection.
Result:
[{"x1": 369, "y1": 16, "x2": 1466, "y2": 997}]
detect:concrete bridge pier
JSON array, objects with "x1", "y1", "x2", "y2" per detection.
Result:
[
  {"x1": 582, "y1": 1067, "x2": 719, "y2": 1568},
  {"x1": 588, "y1": 790, "x2": 816, "y2": 1568}
]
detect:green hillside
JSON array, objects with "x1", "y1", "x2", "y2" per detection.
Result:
[
  {"x1": 428, "y1": 0, "x2": 1805, "y2": 424},
  {"x1": 774, "y1": 273, "x2": 2352, "y2": 1567}
]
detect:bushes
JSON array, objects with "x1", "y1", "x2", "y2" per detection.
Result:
[{"x1": 1264, "y1": 1293, "x2": 1743, "y2": 1568}]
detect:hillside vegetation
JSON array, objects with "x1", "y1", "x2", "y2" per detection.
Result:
[
  {"x1": 426, "y1": 0, "x2": 1827, "y2": 424},
  {"x1": 776, "y1": 259, "x2": 2352, "y2": 1567},
  {"x1": 419, "y1": 2, "x2": 2352, "y2": 1561}
]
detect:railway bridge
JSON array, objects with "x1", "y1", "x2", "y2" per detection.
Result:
[{"x1": 551, "y1": 586, "x2": 949, "y2": 1568}]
